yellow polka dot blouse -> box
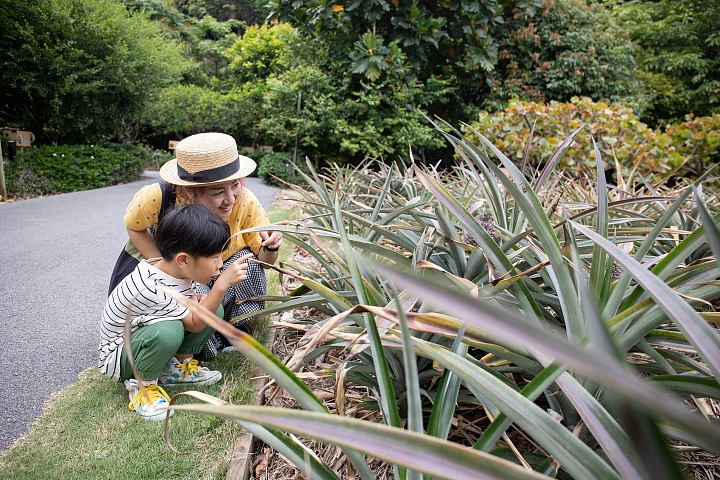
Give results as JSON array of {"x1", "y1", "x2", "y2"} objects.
[{"x1": 124, "y1": 183, "x2": 269, "y2": 261}]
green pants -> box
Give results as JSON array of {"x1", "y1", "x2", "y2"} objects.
[{"x1": 119, "y1": 320, "x2": 215, "y2": 381}]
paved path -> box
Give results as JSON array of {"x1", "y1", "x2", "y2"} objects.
[{"x1": 0, "y1": 173, "x2": 279, "y2": 452}]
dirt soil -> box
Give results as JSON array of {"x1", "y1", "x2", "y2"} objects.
[
  {"x1": 250, "y1": 306, "x2": 394, "y2": 480},
  {"x1": 248, "y1": 190, "x2": 395, "y2": 479}
]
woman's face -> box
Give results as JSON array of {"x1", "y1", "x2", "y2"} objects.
[{"x1": 193, "y1": 179, "x2": 243, "y2": 218}]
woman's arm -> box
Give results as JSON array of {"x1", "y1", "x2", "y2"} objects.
[
  {"x1": 255, "y1": 222, "x2": 286, "y2": 266},
  {"x1": 123, "y1": 182, "x2": 165, "y2": 260},
  {"x1": 127, "y1": 227, "x2": 162, "y2": 260},
  {"x1": 256, "y1": 246, "x2": 280, "y2": 266}
]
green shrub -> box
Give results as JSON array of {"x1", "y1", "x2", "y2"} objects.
[
  {"x1": 4, "y1": 143, "x2": 149, "y2": 198},
  {"x1": 487, "y1": 0, "x2": 646, "y2": 115},
  {"x1": 144, "y1": 85, "x2": 244, "y2": 138},
  {"x1": 465, "y1": 97, "x2": 661, "y2": 175},
  {"x1": 660, "y1": 113, "x2": 720, "y2": 177},
  {"x1": 613, "y1": 0, "x2": 720, "y2": 125},
  {"x1": 224, "y1": 23, "x2": 447, "y2": 165},
  {"x1": 237, "y1": 148, "x2": 261, "y2": 178},
  {"x1": 150, "y1": 148, "x2": 175, "y2": 171},
  {"x1": 464, "y1": 97, "x2": 719, "y2": 181},
  {"x1": 0, "y1": 0, "x2": 192, "y2": 144},
  {"x1": 255, "y1": 150, "x2": 295, "y2": 186}
]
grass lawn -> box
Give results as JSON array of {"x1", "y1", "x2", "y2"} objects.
[{"x1": 0, "y1": 205, "x2": 296, "y2": 479}]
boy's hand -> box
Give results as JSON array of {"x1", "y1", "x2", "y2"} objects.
[{"x1": 214, "y1": 253, "x2": 252, "y2": 291}]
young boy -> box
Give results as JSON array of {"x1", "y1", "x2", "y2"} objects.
[{"x1": 99, "y1": 204, "x2": 252, "y2": 421}]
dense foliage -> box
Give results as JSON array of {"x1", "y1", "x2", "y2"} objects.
[
  {"x1": 2, "y1": 0, "x2": 719, "y2": 181},
  {"x1": 252, "y1": 149, "x2": 297, "y2": 186},
  {"x1": 172, "y1": 0, "x2": 266, "y2": 24},
  {"x1": 4, "y1": 144, "x2": 151, "y2": 198},
  {"x1": 0, "y1": 0, "x2": 192, "y2": 144},
  {"x1": 144, "y1": 85, "x2": 242, "y2": 137},
  {"x1": 485, "y1": 0, "x2": 646, "y2": 114},
  {"x1": 463, "y1": 97, "x2": 720, "y2": 181},
  {"x1": 663, "y1": 113, "x2": 720, "y2": 177},
  {"x1": 269, "y1": 0, "x2": 544, "y2": 81},
  {"x1": 220, "y1": 23, "x2": 447, "y2": 163},
  {"x1": 613, "y1": 0, "x2": 720, "y2": 125},
  {"x1": 267, "y1": 0, "x2": 544, "y2": 123}
]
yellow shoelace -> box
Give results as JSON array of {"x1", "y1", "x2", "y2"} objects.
[
  {"x1": 128, "y1": 384, "x2": 171, "y2": 411},
  {"x1": 177, "y1": 359, "x2": 200, "y2": 379}
]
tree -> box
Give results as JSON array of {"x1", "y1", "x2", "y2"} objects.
[
  {"x1": 613, "y1": 0, "x2": 720, "y2": 125},
  {"x1": 0, "y1": 0, "x2": 193, "y2": 144},
  {"x1": 484, "y1": 0, "x2": 646, "y2": 115},
  {"x1": 143, "y1": 85, "x2": 242, "y2": 137},
  {"x1": 226, "y1": 22, "x2": 301, "y2": 84},
  {"x1": 190, "y1": 15, "x2": 242, "y2": 76},
  {"x1": 222, "y1": 22, "x2": 446, "y2": 163},
  {"x1": 143, "y1": 23, "x2": 308, "y2": 149},
  {"x1": 225, "y1": 23, "x2": 307, "y2": 147},
  {"x1": 174, "y1": 0, "x2": 267, "y2": 25},
  {"x1": 265, "y1": 0, "x2": 544, "y2": 123}
]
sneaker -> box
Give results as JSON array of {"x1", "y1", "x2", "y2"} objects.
[
  {"x1": 158, "y1": 357, "x2": 222, "y2": 387},
  {"x1": 124, "y1": 379, "x2": 173, "y2": 421}
]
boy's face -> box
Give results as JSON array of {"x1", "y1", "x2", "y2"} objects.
[{"x1": 186, "y1": 253, "x2": 224, "y2": 284}]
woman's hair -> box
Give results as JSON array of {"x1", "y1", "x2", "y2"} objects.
[
  {"x1": 155, "y1": 204, "x2": 230, "y2": 260},
  {"x1": 173, "y1": 178, "x2": 246, "y2": 204}
]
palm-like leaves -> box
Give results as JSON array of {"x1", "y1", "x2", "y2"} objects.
[{"x1": 158, "y1": 126, "x2": 719, "y2": 478}]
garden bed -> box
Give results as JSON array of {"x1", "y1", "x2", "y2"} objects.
[
  {"x1": 228, "y1": 178, "x2": 720, "y2": 480},
  {"x1": 239, "y1": 240, "x2": 720, "y2": 480}
]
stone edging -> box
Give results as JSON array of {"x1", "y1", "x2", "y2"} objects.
[
  {"x1": 225, "y1": 324, "x2": 277, "y2": 480},
  {"x1": 227, "y1": 190, "x2": 301, "y2": 479}
]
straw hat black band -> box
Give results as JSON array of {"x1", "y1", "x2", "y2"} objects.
[
  {"x1": 159, "y1": 132, "x2": 256, "y2": 186},
  {"x1": 177, "y1": 156, "x2": 240, "y2": 183}
]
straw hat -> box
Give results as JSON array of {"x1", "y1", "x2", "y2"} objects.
[{"x1": 159, "y1": 132, "x2": 256, "y2": 186}]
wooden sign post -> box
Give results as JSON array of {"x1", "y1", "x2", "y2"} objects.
[
  {"x1": 2, "y1": 128, "x2": 34, "y2": 151},
  {"x1": 0, "y1": 128, "x2": 35, "y2": 201},
  {"x1": 15, "y1": 130, "x2": 34, "y2": 147},
  {"x1": 0, "y1": 139, "x2": 6, "y2": 201}
]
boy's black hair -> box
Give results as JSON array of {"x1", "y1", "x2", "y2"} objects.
[{"x1": 154, "y1": 204, "x2": 230, "y2": 260}]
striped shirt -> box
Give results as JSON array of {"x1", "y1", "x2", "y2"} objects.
[{"x1": 98, "y1": 260, "x2": 195, "y2": 382}]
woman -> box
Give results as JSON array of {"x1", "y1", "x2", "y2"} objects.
[{"x1": 108, "y1": 132, "x2": 283, "y2": 355}]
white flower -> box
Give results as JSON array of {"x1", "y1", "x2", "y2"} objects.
[
  {"x1": 91, "y1": 156, "x2": 94, "y2": 159},
  {"x1": 61, "y1": 154, "x2": 64, "y2": 157},
  {"x1": 53, "y1": 153, "x2": 57, "y2": 156}
]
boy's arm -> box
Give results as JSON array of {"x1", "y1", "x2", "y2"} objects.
[
  {"x1": 179, "y1": 294, "x2": 208, "y2": 333},
  {"x1": 181, "y1": 254, "x2": 252, "y2": 332}
]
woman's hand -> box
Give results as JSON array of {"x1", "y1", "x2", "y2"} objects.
[
  {"x1": 260, "y1": 221, "x2": 287, "y2": 252},
  {"x1": 257, "y1": 221, "x2": 287, "y2": 266}
]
